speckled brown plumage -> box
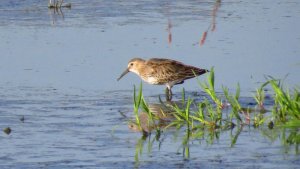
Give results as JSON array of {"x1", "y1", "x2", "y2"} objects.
[{"x1": 117, "y1": 58, "x2": 208, "y2": 100}]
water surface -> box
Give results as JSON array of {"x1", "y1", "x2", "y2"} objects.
[{"x1": 0, "y1": 0, "x2": 299, "y2": 168}]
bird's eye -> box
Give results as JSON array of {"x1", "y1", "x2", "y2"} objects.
[{"x1": 130, "y1": 63, "x2": 134, "y2": 66}]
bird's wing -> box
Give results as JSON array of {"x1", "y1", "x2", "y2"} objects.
[
  {"x1": 146, "y1": 59, "x2": 183, "y2": 80},
  {"x1": 148, "y1": 58, "x2": 207, "y2": 80},
  {"x1": 179, "y1": 65, "x2": 208, "y2": 79}
]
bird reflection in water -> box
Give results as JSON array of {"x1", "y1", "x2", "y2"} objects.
[{"x1": 48, "y1": 0, "x2": 71, "y2": 25}]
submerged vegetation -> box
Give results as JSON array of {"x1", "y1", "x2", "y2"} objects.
[{"x1": 129, "y1": 68, "x2": 300, "y2": 162}]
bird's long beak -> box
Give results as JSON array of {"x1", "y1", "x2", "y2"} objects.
[{"x1": 117, "y1": 68, "x2": 129, "y2": 81}]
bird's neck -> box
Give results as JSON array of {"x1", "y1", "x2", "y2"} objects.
[{"x1": 134, "y1": 63, "x2": 147, "y2": 76}]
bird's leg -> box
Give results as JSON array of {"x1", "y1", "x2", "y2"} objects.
[
  {"x1": 165, "y1": 87, "x2": 172, "y2": 101},
  {"x1": 59, "y1": 0, "x2": 64, "y2": 7},
  {"x1": 165, "y1": 88, "x2": 169, "y2": 100},
  {"x1": 169, "y1": 88, "x2": 172, "y2": 100}
]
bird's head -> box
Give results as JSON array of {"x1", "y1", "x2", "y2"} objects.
[{"x1": 117, "y1": 58, "x2": 145, "y2": 81}]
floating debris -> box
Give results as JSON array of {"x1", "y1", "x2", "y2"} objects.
[
  {"x1": 20, "y1": 115, "x2": 25, "y2": 123},
  {"x1": 3, "y1": 127, "x2": 12, "y2": 135}
]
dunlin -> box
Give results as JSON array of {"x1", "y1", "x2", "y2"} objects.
[{"x1": 117, "y1": 58, "x2": 208, "y2": 100}]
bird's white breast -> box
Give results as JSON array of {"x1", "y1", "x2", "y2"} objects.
[{"x1": 143, "y1": 76, "x2": 160, "y2": 85}]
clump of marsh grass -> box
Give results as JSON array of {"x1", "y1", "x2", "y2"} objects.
[
  {"x1": 129, "y1": 68, "x2": 300, "y2": 153},
  {"x1": 198, "y1": 67, "x2": 224, "y2": 110},
  {"x1": 268, "y1": 78, "x2": 300, "y2": 127},
  {"x1": 167, "y1": 96, "x2": 193, "y2": 129},
  {"x1": 129, "y1": 67, "x2": 300, "y2": 136},
  {"x1": 222, "y1": 84, "x2": 243, "y2": 124},
  {"x1": 254, "y1": 81, "x2": 269, "y2": 109},
  {"x1": 131, "y1": 82, "x2": 159, "y2": 135},
  {"x1": 128, "y1": 69, "x2": 300, "y2": 162}
]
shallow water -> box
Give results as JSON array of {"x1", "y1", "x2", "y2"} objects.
[{"x1": 0, "y1": 0, "x2": 299, "y2": 168}]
